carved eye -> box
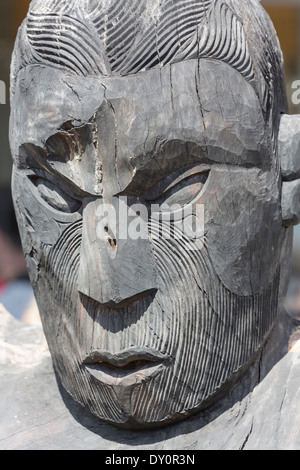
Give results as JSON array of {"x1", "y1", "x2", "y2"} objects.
[
  {"x1": 142, "y1": 170, "x2": 209, "y2": 209},
  {"x1": 30, "y1": 177, "x2": 82, "y2": 213}
]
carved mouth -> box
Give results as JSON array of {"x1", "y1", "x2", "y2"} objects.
[{"x1": 83, "y1": 348, "x2": 170, "y2": 386}]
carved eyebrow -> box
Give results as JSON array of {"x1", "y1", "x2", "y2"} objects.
[
  {"x1": 120, "y1": 139, "x2": 210, "y2": 196},
  {"x1": 17, "y1": 116, "x2": 103, "y2": 197},
  {"x1": 45, "y1": 121, "x2": 96, "y2": 162},
  {"x1": 18, "y1": 142, "x2": 54, "y2": 172},
  {"x1": 18, "y1": 118, "x2": 95, "y2": 168},
  {"x1": 141, "y1": 164, "x2": 210, "y2": 202},
  {"x1": 18, "y1": 142, "x2": 96, "y2": 198}
]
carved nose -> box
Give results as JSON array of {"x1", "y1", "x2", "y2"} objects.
[
  {"x1": 77, "y1": 198, "x2": 157, "y2": 305},
  {"x1": 99, "y1": 288, "x2": 157, "y2": 309}
]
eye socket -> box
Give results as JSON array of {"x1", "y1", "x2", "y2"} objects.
[
  {"x1": 142, "y1": 170, "x2": 209, "y2": 209},
  {"x1": 30, "y1": 176, "x2": 82, "y2": 213}
]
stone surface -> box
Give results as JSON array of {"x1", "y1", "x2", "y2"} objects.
[{"x1": 0, "y1": 304, "x2": 299, "y2": 451}]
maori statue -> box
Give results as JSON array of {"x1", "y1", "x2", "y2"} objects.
[{"x1": 8, "y1": 0, "x2": 300, "y2": 431}]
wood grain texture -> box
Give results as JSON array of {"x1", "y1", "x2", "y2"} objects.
[
  {"x1": 0, "y1": 306, "x2": 299, "y2": 450},
  {"x1": 8, "y1": 0, "x2": 298, "y2": 430},
  {"x1": 279, "y1": 115, "x2": 300, "y2": 181},
  {"x1": 22, "y1": 0, "x2": 254, "y2": 79}
]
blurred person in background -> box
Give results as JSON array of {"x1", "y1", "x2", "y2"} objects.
[{"x1": 0, "y1": 188, "x2": 40, "y2": 324}]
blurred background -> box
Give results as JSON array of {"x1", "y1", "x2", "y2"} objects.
[{"x1": 0, "y1": 0, "x2": 299, "y2": 325}]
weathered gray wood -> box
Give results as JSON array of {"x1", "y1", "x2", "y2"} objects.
[
  {"x1": 0, "y1": 305, "x2": 299, "y2": 450},
  {"x1": 279, "y1": 114, "x2": 300, "y2": 181},
  {"x1": 282, "y1": 180, "x2": 300, "y2": 226},
  {"x1": 7, "y1": 0, "x2": 300, "y2": 432}
]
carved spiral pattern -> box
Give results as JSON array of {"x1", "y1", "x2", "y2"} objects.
[
  {"x1": 23, "y1": 0, "x2": 254, "y2": 83},
  {"x1": 26, "y1": 10, "x2": 105, "y2": 75}
]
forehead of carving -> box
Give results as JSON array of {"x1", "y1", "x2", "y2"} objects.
[
  {"x1": 12, "y1": 59, "x2": 269, "y2": 197},
  {"x1": 98, "y1": 59, "x2": 270, "y2": 195},
  {"x1": 11, "y1": 0, "x2": 287, "y2": 144},
  {"x1": 10, "y1": 66, "x2": 105, "y2": 156}
]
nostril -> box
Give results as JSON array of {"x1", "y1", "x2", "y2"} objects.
[
  {"x1": 108, "y1": 238, "x2": 117, "y2": 249},
  {"x1": 103, "y1": 226, "x2": 117, "y2": 252}
]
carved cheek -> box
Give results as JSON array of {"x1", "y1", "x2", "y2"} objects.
[
  {"x1": 11, "y1": 168, "x2": 82, "y2": 282},
  {"x1": 203, "y1": 168, "x2": 284, "y2": 296}
]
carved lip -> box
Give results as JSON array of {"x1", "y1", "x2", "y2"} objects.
[{"x1": 83, "y1": 347, "x2": 170, "y2": 386}]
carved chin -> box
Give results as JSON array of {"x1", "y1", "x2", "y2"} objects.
[{"x1": 32, "y1": 219, "x2": 280, "y2": 428}]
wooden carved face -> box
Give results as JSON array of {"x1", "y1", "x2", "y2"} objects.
[{"x1": 9, "y1": 1, "x2": 300, "y2": 428}]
